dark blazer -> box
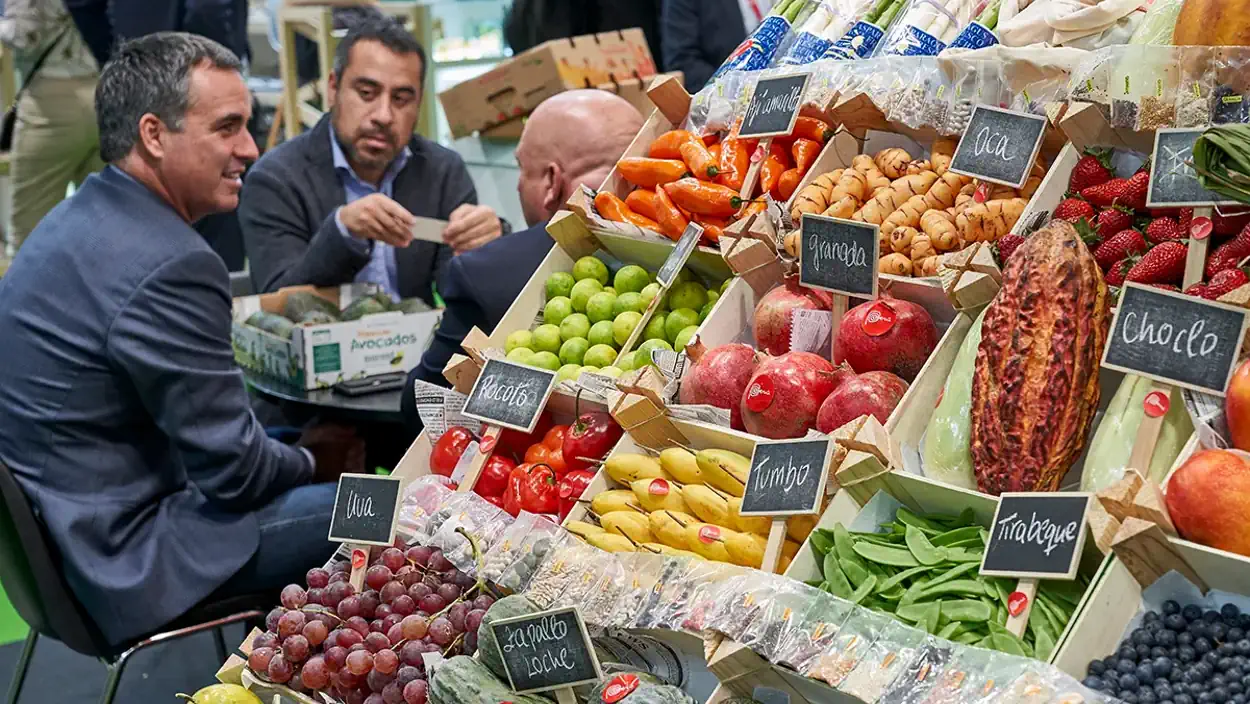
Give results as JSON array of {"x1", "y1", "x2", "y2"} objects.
[
  {"x1": 239, "y1": 116, "x2": 467, "y2": 305},
  {"x1": 662, "y1": 0, "x2": 747, "y2": 93},
  {"x1": 402, "y1": 223, "x2": 554, "y2": 430},
  {"x1": 0, "y1": 166, "x2": 311, "y2": 647}
]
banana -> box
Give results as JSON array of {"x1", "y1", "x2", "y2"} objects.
[
  {"x1": 659, "y1": 447, "x2": 702, "y2": 483},
  {"x1": 638, "y1": 542, "x2": 704, "y2": 560},
  {"x1": 787, "y1": 514, "x2": 819, "y2": 543},
  {"x1": 600, "y1": 511, "x2": 653, "y2": 543},
  {"x1": 604, "y1": 454, "x2": 669, "y2": 484},
  {"x1": 566, "y1": 521, "x2": 605, "y2": 539},
  {"x1": 630, "y1": 478, "x2": 690, "y2": 513},
  {"x1": 695, "y1": 448, "x2": 750, "y2": 496},
  {"x1": 725, "y1": 531, "x2": 767, "y2": 568},
  {"x1": 683, "y1": 522, "x2": 735, "y2": 562},
  {"x1": 728, "y1": 496, "x2": 771, "y2": 536},
  {"x1": 649, "y1": 510, "x2": 697, "y2": 550},
  {"x1": 683, "y1": 485, "x2": 732, "y2": 527},
  {"x1": 590, "y1": 489, "x2": 642, "y2": 516},
  {"x1": 585, "y1": 532, "x2": 637, "y2": 553}
]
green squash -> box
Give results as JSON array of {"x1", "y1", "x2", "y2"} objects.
[
  {"x1": 244, "y1": 311, "x2": 294, "y2": 340},
  {"x1": 281, "y1": 291, "x2": 339, "y2": 322},
  {"x1": 477, "y1": 595, "x2": 540, "y2": 680},
  {"x1": 428, "y1": 656, "x2": 551, "y2": 704}
]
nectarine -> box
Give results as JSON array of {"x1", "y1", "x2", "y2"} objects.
[
  {"x1": 1225, "y1": 358, "x2": 1250, "y2": 450},
  {"x1": 1166, "y1": 449, "x2": 1250, "y2": 558}
]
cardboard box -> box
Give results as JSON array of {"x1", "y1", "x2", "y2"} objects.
[
  {"x1": 231, "y1": 285, "x2": 441, "y2": 390},
  {"x1": 438, "y1": 28, "x2": 657, "y2": 139}
]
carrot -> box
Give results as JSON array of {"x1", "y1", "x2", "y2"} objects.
[
  {"x1": 625, "y1": 189, "x2": 659, "y2": 221},
  {"x1": 594, "y1": 191, "x2": 660, "y2": 231},
  {"x1": 663, "y1": 178, "x2": 741, "y2": 218},
  {"x1": 708, "y1": 142, "x2": 722, "y2": 164},
  {"x1": 792, "y1": 139, "x2": 821, "y2": 175},
  {"x1": 717, "y1": 136, "x2": 750, "y2": 191},
  {"x1": 617, "y1": 158, "x2": 688, "y2": 189},
  {"x1": 649, "y1": 130, "x2": 696, "y2": 160},
  {"x1": 679, "y1": 140, "x2": 720, "y2": 181},
  {"x1": 791, "y1": 116, "x2": 833, "y2": 144},
  {"x1": 653, "y1": 185, "x2": 689, "y2": 240},
  {"x1": 692, "y1": 214, "x2": 728, "y2": 242},
  {"x1": 778, "y1": 168, "x2": 802, "y2": 202}
]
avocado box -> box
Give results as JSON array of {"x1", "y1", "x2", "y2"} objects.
[{"x1": 231, "y1": 284, "x2": 442, "y2": 390}]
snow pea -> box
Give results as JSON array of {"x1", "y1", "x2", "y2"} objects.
[
  {"x1": 849, "y1": 575, "x2": 877, "y2": 605},
  {"x1": 809, "y1": 529, "x2": 835, "y2": 558},
  {"x1": 929, "y1": 525, "x2": 983, "y2": 547},
  {"x1": 921, "y1": 601, "x2": 941, "y2": 633},
  {"x1": 895, "y1": 601, "x2": 932, "y2": 624},
  {"x1": 942, "y1": 547, "x2": 984, "y2": 563},
  {"x1": 955, "y1": 631, "x2": 983, "y2": 645},
  {"x1": 924, "y1": 562, "x2": 978, "y2": 590},
  {"x1": 918, "y1": 579, "x2": 989, "y2": 600},
  {"x1": 896, "y1": 507, "x2": 945, "y2": 534},
  {"x1": 988, "y1": 628, "x2": 1027, "y2": 657},
  {"x1": 833, "y1": 524, "x2": 869, "y2": 572},
  {"x1": 852, "y1": 541, "x2": 920, "y2": 568},
  {"x1": 905, "y1": 525, "x2": 946, "y2": 566},
  {"x1": 841, "y1": 557, "x2": 872, "y2": 588},
  {"x1": 1034, "y1": 627, "x2": 1056, "y2": 661},
  {"x1": 822, "y1": 551, "x2": 853, "y2": 600},
  {"x1": 875, "y1": 565, "x2": 937, "y2": 593},
  {"x1": 940, "y1": 599, "x2": 992, "y2": 622}
]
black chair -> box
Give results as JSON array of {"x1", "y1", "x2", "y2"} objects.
[{"x1": 0, "y1": 461, "x2": 267, "y2": 704}]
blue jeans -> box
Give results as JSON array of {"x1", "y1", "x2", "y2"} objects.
[{"x1": 214, "y1": 482, "x2": 338, "y2": 598}]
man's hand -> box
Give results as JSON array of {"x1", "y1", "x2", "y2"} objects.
[
  {"x1": 444, "y1": 203, "x2": 502, "y2": 253},
  {"x1": 339, "y1": 193, "x2": 415, "y2": 248},
  {"x1": 299, "y1": 423, "x2": 366, "y2": 483}
]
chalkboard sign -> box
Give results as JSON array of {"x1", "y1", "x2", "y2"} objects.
[
  {"x1": 798, "y1": 213, "x2": 880, "y2": 298},
  {"x1": 949, "y1": 105, "x2": 1048, "y2": 189},
  {"x1": 489, "y1": 606, "x2": 602, "y2": 694},
  {"x1": 328, "y1": 473, "x2": 403, "y2": 546},
  {"x1": 1101, "y1": 283, "x2": 1250, "y2": 396},
  {"x1": 980, "y1": 492, "x2": 1091, "y2": 580},
  {"x1": 463, "y1": 358, "x2": 558, "y2": 432},
  {"x1": 740, "y1": 438, "x2": 832, "y2": 517},
  {"x1": 739, "y1": 72, "x2": 811, "y2": 139},
  {"x1": 1147, "y1": 128, "x2": 1241, "y2": 208},
  {"x1": 656, "y1": 222, "x2": 703, "y2": 287}
]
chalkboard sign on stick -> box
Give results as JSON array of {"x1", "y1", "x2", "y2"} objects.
[
  {"x1": 798, "y1": 213, "x2": 880, "y2": 298},
  {"x1": 739, "y1": 72, "x2": 811, "y2": 139},
  {"x1": 463, "y1": 358, "x2": 559, "y2": 433},
  {"x1": 656, "y1": 222, "x2": 704, "y2": 287},
  {"x1": 740, "y1": 438, "x2": 832, "y2": 517},
  {"x1": 1147, "y1": 128, "x2": 1241, "y2": 208},
  {"x1": 980, "y1": 492, "x2": 1092, "y2": 580},
  {"x1": 489, "y1": 607, "x2": 602, "y2": 695},
  {"x1": 1101, "y1": 283, "x2": 1249, "y2": 396},
  {"x1": 328, "y1": 473, "x2": 403, "y2": 547},
  {"x1": 949, "y1": 105, "x2": 1048, "y2": 189}
]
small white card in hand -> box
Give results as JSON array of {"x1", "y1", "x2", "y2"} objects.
[{"x1": 410, "y1": 216, "x2": 449, "y2": 244}]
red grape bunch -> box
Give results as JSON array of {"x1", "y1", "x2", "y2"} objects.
[{"x1": 246, "y1": 544, "x2": 494, "y2": 704}]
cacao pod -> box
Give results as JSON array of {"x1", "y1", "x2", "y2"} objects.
[{"x1": 970, "y1": 220, "x2": 1110, "y2": 495}]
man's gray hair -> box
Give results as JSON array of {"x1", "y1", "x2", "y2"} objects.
[{"x1": 95, "y1": 32, "x2": 242, "y2": 163}]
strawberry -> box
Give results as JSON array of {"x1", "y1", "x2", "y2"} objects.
[
  {"x1": 1213, "y1": 211, "x2": 1250, "y2": 236},
  {"x1": 1203, "y1": 268, "x2": 1250, "y2": 300},
  {"x1": 995, "y1": 233, "x2": 1025, "y2": 264},
  {"x1": 1053, "y1": 197, "x2": 1095, "y2": 223},
  {"x1": 1120, "y1": 171, "x2": 1150, "y2": 211},
  {"x1": 1126, "y1": 241, "x2": 1188, "y2": 285},
  {"x1": 1094, "y1": 229, "x2": 1147, "y2": 271},
  {"x1": 1144, "y1": 216, "x2": 1184, "y2": 244},
  {"x1": 1184, "y1": 282, "x2": 1209, "y2": 298},
  {"x1": 1151, "y1": 284, "x2": 1181, "y2": 292},
  {"x1": 1105, "y1": 259, "x2": 1132, "y2": 287},
  {"x1": 1081, "y1": 179, "x2": 1127, "y2": 208},
  {"x1": 1068, "y1": 148, "x2": 1113, "y2": 192},
  {"x1": 1205, "y1": 224, "x2": 1250, "y2": 278},
  {"x1": 1094, "y1": 206, "x2": 1134, "y2": 241},
  {"x1": 1178, "y1": 207, "x2": 1193, "y2": 234}
]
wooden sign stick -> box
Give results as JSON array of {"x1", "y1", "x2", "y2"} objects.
[
  {"x1": 554, "y1": 688, "x2": 576, "y2": 704},
  {"x1": 1185, "y1": 206, "x2": 1213, "y2": 288},
  {"x1": 761, "y1": 518, "x2": 787, "y2": 574},
  {"x1": 829, "y1": 293, "x2": 848, "y2": 362},
  {"x1": 1005, "y1": 578, "x2": 1038, "y2": 638},
  {"x1": 1127, "y1": 380, "x2": 1172, "y2": 475},
  {"x1": 740, "y1": 137, "x2": 772, "y2": 202}
]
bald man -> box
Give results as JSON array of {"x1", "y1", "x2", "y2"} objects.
[{"x1": 402, "y1": 91, "x2": 643, "y2": 410}]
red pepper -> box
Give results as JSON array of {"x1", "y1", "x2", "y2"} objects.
[
  {"x1": 498, "y1": 411, "x2": 553, "y2": 458},
  {"x1": 482, "y1": 493, "x2": 505, "y2": 510},
  {"x1": 502, "y1": 464, "x2": 529, "y2": 517},
  {"x1": 430, "y1": 426, "x2": 473, "y2": 477},
  {"x1": 518, "y1": 463, "x2": 560, "y2": 515},
  {"x1": 473, "y1": 453, "x2": 514, "y2": 498},
  {"x1": 557, "y1": 470, "x2": 595, "y2": 521},
  {"x1": 563, "y1": 412, "x2": 624, "y2": 472}
]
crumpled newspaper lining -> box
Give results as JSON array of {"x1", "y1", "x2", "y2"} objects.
[{"x1": 1183, "y1": 387, "x2": 1229, "y2": 451}]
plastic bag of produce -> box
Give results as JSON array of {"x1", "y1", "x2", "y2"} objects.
[
  {"x1": 645, "y1": 558, "x2": 736, "y2": 632},
  {"x1": 679, "y1": 563, "x2": 751, "y2": 633},
  {"x1": 1175, "y1": 46, "x2": 1216, "y2": 128},
  {"x1": 1080, "y1": 375, "x2": 1192, "y2": 491},
  {"x1": 1068, "y1": 47, "x2": 1114, "y2": 118},
  {"x1": 737, "y1": 580, "x2": 825, "y2": 662},
  {"x1": 775, "y1": 0, "x2": 871, "y2": 66},
  {"x1": 398, "y1": 475, "x2": 456, "y2": 543},
  {"x1": 523, "y1": 540, "x2": 600, "y2": 608},
  {"x1": 1126, "y1": 0, "x2": 1183, "y2": 45},
  {"x1": 579, "y1": 552, "x2": 629, "y2": 630},
  {"x1": 429, "y1": 493, "x2": 511, "y2": 575},
  {"x1": 886, "y1": 643, "x2": 993, "y2": 704},
  {"x1": 631, "y1": 557, "x2": 692, "y2": 630},
  {"x1": 881, "y1": 0, "x2": 965, "y2": 55},
  {"x1": 943, "y1": 59, "x2": 979, "y2": 135},
  {"x1": 876, "y1": 636, "x2": 956, "y2": 704},
  {"x1": 497, "y1": 528, "x2": 572, "y2": 596},
  {"x1": 709, "y1": 572, "x2": 793, "y2": 642},
  {"x1": 775, "y1": 591, "x2": 855, "y2": 674},
  {"x1": 1212, "y1": 50, "x2": 1250, "y2": 125},
  {"x1": 920, "y1": 308, "x2": 986, "y2": 490},
  {"x1": 480, "y1": 511, "x2": 542, "y2": 584},
  {"x1": 887, "y1": 58, "x2": 942, "y2": 128},
  {"x1": 552, "y1": 549, "x2": 622, "y2": 614},
  {"x1": 840, "y1": 619, "x2": 930, "y2": 702},
  {"x1": 960, "y1": 651, "x2": 1033, "y2": 704},
  {"x1": 809, "y1": 608, "x2": 895, "y2": 688},
  {"x1": 605, "y1": 553, "x2": 667, "y2": 629}
]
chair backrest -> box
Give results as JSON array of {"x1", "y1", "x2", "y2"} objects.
[{"x1": 0, "y1": 461, "x2": 113, "y2": 657}]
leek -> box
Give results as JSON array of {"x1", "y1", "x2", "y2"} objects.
[{"x1": 1194, "y1": 124, "x2": 1250, "y2": 205}]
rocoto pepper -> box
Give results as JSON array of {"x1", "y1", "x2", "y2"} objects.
[
  {"x1": 716, "y1": 135, "x2": 751, "y2": 192},
  {"x1": 791, "y1": 116, "x2": 833, "y2": 144},
  {"x1": 557, "y1": 469, "x2": 594, "y2": 521},
  {"x1": 625, "y1": 189, "x2": 659, "y2": 221},
  {"x1": 652, "y1": 185, "x2": 689, "y2": 240},
  {"x1": 791, "y1": 138, "x2": 821, "y2": 175},
  {"x1": 517, "y1": 463, "x2": 560, "y2": 515}
]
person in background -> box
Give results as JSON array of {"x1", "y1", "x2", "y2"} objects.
[
  {"x1": 239, "y1": 17, "x2": 504, "y2": 304},
  {"x1": 663, "y1": 0, "x2": 777, "y2": 93},
  {"x1": 504, "y1": 0, "x2": 661, "y2": 69},
  {"x1": 0, "y1": 33, "x2": 363, "y2": 648},
  {"x1": 401, "y1": 90, "x2": 643, "y2": 428},
  {"x1": 0, "y1": 0, "x2": 100, "y2": 252}
]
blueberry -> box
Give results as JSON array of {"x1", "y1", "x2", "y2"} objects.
[
  {"x1": 1140, "y1": 691, "x2": 1158, "y2": 704},
  {"x1": 1237, "y1": 695, "x2": 1248, "y2": 704},
  {"x1": 1174, "y1": 695, "x2": 1194, "y2": 704},
  {"x1": 1238, "y1": 640, "x2": 1250, "y2": 656},
  {"x1": 1185, "y1": 605, "x2": 1204, "y2": 622},
  {"x1": 1154, "y1": 647, "x2": 1172, "y2": 659},
  {"x1": 1223, "y1": 658, "x2": 1239, "y2": 672},
  {"x1": 1225, "y1": 605, "x2": 1241, "y2": 620},
  {"x1": 1139, "y1": 663, "x2": 1157, "y2": 684},
  {"x1": 1124, "y1": 646, "x2": 1143, "y2": 661},
  {"x1": 1198, "y1": 693, "x2": 1214, "y2": 704},
  {"x1": 1196, "y1": 639, "x2": 1214, "y2": 655},
  {"x1": 1156, "y1": 657, "x2": 1175, "y2": 677},
  {"x1": 1244, "y1": 673, "x2": 1250, "y2": 688},
  {"x1": 1223, "y1": 643, "x2": 1238, "y2": 656},
  {"x1": 1205, "y1": 652, "x2": 1222, "y2": 667},
  {"x1": 1183, "y1": 669, "x2": 1204, "y2": 685},
  {"x1": 1124, "y1": 658, "x2": 1143, "y2": 673},
  {"x1": 1233, "y1": 682, "x2": 1246, "y2": 695},
  {"x1": 1123, "y1": 693, "x2": 1140, "y2": 704},
  {"x1": 1123, "y1": 674, "x2": 1143, "y2": 690},
  {"x1": 1090, "y1": 660, "x2": 1107, "y2": 676},
  {"x1": 1157, "y1": 684, "x2": 1175, "y2": 699},
  {"x1": 1150, "y1": 620, "x2": 1169, "y2": 633},
  {"x1": 1160, "y1": 631, "x2": 1178, "y2": 647},
  {"x1": 1084, "y1": 676, "x2": 1106, "y2": 691},
  {"x1": 1173, "y1": 669, "x2": 1185, "y2": 682},
  {"x1": 1206, "y1": 611, "x2": 1223, "y2": 624},
  {"x1": 1172, "y1": 617, "x2": 1193, "y2": 633},
  {"x1": 1233, "y1": 666, "x2": 1246, "y2": 679},
  {"x1": 1165, "y1": 601, "x2": 1182, "y2": 616},
  {"x1": 1180, "y1": 633, "x2": 1196, "y2": 647},
  {"x1": 1137, "y1": 630, "x2": 1159, "y2": 647},
  {"x1": 1148, "y1": 611, "x2": 1163, "y2": 622},
  {"x1": 1107, "y1": 655, "x2": 1122, "y2": 670},
  {"x1": 1213, "y1": 675, "x2": 1227, "y2": 687},
  {"x1": 1142, "y1": 644, "x2": 1158, "y2": 658},
  {"x1": 1181, "y1": 646, "x2": 1198, "y2": 663},
  {"x1": 1197, "y1": 662, "x2": 1215, "y2": 678},
  {"x1": 1212, "y1": 623, "x2": 1229, "y2": 642},
  {"x1": 1213, "y1": 687, "x2": 1230, "y2": 701},
  {"x1": 1231, "y1": 628, "x2": 1246, "y2": 642},
  {"x1": 1241, "y1": 615, "x2": 1250, "y2": 630}
]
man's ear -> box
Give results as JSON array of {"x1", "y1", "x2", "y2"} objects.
[
  {"x1": 136, "y1": 113, "x2": 166, "y2": 160},
  {"x1": 327, "y1": 71, "x2": 340, "y2": 107},
  {"x1": 541, "y1": 162, "x2": 564, "y2": 217}
]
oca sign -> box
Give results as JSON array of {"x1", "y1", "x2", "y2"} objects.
[{"x1": 949, "y1": 105, "x2": 1048, "y2": 189}]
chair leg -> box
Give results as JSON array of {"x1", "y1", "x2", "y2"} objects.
[
  {"x1": 212, "y1": 627, "x2": 227, "y2": 664},
  {"x1": 97, "y1": 651, "x2": 129, "y2": 704},
  {"x1": 5, "y1": 630, "x2": 36, "y2": 704}
]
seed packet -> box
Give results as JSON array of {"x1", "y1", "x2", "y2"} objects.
[
  {"x1": 605, "y1": 553, "x2": 668, "y2": 629},
  {"x1": 900, "y1": 643, "x2": 995, "y2": 704},
  {"x1": 960, "y1": 652, "x2": 1036, "y2": 704},
  {"x1": 496, "y1": 527, "x2": 571, "y2": 595},
  {"x1": 888, "y1": 59, "x2": 938, "y2": 129},
  {"x1": 864, "y1": 57, "x2": 909, "y2": 119},
  {"x1": 776, "y1": 591, "x2": 856, "y2": 675},
  {"x1": 943, "y1": 60, "x2": 980, "y2": 135},
  {"x1": 1175, "y1": 46, "x2": 1216, "y2": 128},
  {"x1": 712, "y1": 572, "x2": 792, "y2": 642},
  {"x1": 1069, "y1": 48, "x2": 1113, "y2": 119},
  {"x1": 632, "y1": 557, "x2": 693, "y2": 630},
  {"x1": 430, "y1": 494, "x2": 511, "y2": 576},
  {"x1": 738, "y1": 581, "x2": 825, "y2": 663},
  {"x1": 648, "y1": 559, "x2": 737, "y2": 633},
  {"x1": 809, "y1": 608, "x2": 895, "y2": 688},
  {"x1": 680, "y1": 563, "x2": 751, "y2": 634},
  {"x1": 1110, "y1": 46, "x2": 1148, "y2": 129},
  {"x1": 523, "y1": 540, "x2": 599, "y2": 609},
  {"x1": 397, "y1": 475, "x2": 456, "y2": 543},
  {"x1": 841, "y1": 619, "x2": 930, "y2": 703},
  {"x1": 481, "y1": 511, "x2": 541, "y2": 584},
  {"x1": 554, "y1": 549, "x2": 621, "y2": 614},
  {"x1": 1136, "y1": 47, "x2": 1180, "y2": 131},
  {"x1": 1212, "y1": 47, "x2": 1250, "y2": 124},
  {"x1": 877, "y1": 636, "x2": 956, "y2": 704},
  {"x1": 579, "y1": 552, "x2": 629, "y2": 630}
]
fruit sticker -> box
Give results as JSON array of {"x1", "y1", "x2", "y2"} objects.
[
  {"x1": 351, "y1": 548, "x2": 368, "y2": 571},
  {"x1": 863, "y1": 301, "x2": 897, "y2": 337},
  {"x1": 744, "y1": 375, "x2": 775, "y2": 411},
  {"x1": 1008, "y1": 591, "x2": 1029, "y2": 616},
  {"x1": 1191, "y1": 216, "x2": 1213, "y2": 240},
  {"x1": 698, "y1": 525, "x2": 721, "y2": 544},
  {"x1": 1144, "y1": 390, "x2": 1170, "y2": 417},
  {"x1": 648, "y1": 479, "x2": 671, "y2": 496},
  {"x1": 480, "y1": 435, "x2": 497, "y2": 453},
  {"x1": 602, "y1": 674, "x2": 641, "y2": 703}
]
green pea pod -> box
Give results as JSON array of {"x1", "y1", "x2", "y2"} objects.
[
  {"x1": 809, "y1": 530, "x2": 835, "y2": 558},
  {"x1": 898, "y1": 578, "x2": 931, "y2": 608},
  {"x1": 1033, "y1": 595, "x2": 1064, "y2": 636},
  {"x1": 979, "y1": 528, "x2": 991, "y2": 544},
  {"x1": 876, "y1": 564, "x2": 937, "y2": 593},
  {"x1": 841, "y1": 557, "x2": 872, "y2": 588},
  {"x1": 894, "y1": 601, "x2": 929, "y2": 623},
  {"x1": 994, "y1": 604, "x2": 1007, "y2": 626},
  {"x1": 905, "y1": 525, "x2": 947, "y2": 565},
  {"x1": 956, "y1": 631, "x2": 984, "y2": 644},
  {"x1": 897, "y1": 507, "x2": 946, "y2": 534},
  {"x1": 805, "y1": 578, "x2": 823, "y2": 588},
  {"x1": 1038, "y1": 580, "x2": 1084, "y2": 610},
  {"x1": 940, "y1": 599, "x2": 993, "y2": 622},
  {"x1": 834, "y1": 524, "x2": 870, "y2": 571},
  {"x1": 852, "y1": 541, "x2": 920, "y2": 568},
  {"x1": 944, "y1": 537, "x2": 986, "y2": 549},
  {"x1": 991, "y1": 579, "x2": 1012, "y2": 606},
  {"x1": 942, "y1": 547, "x2": 984, "y2": 563},
  {"x1": 925, "y1": 562, "x2": 979, "y2": 590},
  {"x1": 938, "y1": 621, "x2": 968, "y2": 640},
  {"x1": 1034, "y1": 627, "x2": 1056, "y2": 661},
  {"x1": 852, "y1": 532, "x2": 903, "y2": 546},
  {"x1": 990, "y1": 632, "x2": 1027, "y2": 656},
  {"x1": 922, "y1": 601, "x2": 942, "y2": 634},
  {"x1": 954, "y1": 508, "x2": 976, "y2": 527},
  {"x1": 930, "y1": 526, "x2": 983, "y2": 547},
  {"x1": 919, "y1": 579, "x2": 988, "y2": 600},
  {"x1": 822, "y1": 551, "x2": 853, "y2": 599},
  {"x1": 849, "y1": 575, "x2": 877, "y2": 605}
]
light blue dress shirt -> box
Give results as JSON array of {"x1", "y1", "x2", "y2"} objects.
[{"x1": 330, "y1": 131, "x2": 411, "y2": 302}]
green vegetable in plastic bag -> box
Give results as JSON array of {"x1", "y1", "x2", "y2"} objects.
[
  {"x1": 920, "y1": 309, "x2": 987, "y2": 490},
  {"x1": 1081, "y1": 374, "x2": 1192, "y2": 492}
]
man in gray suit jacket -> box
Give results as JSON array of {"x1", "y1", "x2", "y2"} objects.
[
  {"x1": 0, "y1": 33, "x2": 362, "y2": 648},
  {"x1": 240, "y1": 18, "x2": 503, "y2": 303}
]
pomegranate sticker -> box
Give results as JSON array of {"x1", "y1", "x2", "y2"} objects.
[
  {"x1": 1008, "y1": 591, "x2": 1029, "y2": 616},
  {"x1": 698, "y1": 525, "x2": 721, "y2": 544},
  {"x1": 602, "y1": 674, "x2": 641, "y2": 703},
  {"x1": 862, "y1": 301, "x2": 897, "y2": 337},
  {"x1": 649, "y1": 479, "x2": 671, "y2": 496},
  {"x1": 744, "y1": 375, "x2": 775, "y2": 412},
  {"x1": 1144, "y1": 390, "x2": 1170, "y2": 418},
  {"x1": 480, "y1": 435, "x2": 497, "y2": 453},
  {"x1": 1191, "y1": 216, "x2": 1213, "y2": 240}
]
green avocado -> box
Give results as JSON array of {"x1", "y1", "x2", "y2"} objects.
[
  {"x1": 281, "y1": 291, "x2": 339, "y2": 322},
  {"x1": 339, "y1": 294, "x2": 390, "y2": 321},
  {"x1": 244, "y1": 311, "x2": 294, "y2": 340}
]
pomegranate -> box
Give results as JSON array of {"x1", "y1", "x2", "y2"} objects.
[
  {"x1": 834, "y1": 297, "x2": 938, "y2": 381},
  {"x1": 739, "y1": 352, "x2": 840, "y2": 439},
  {"x1": 816, "y1": 367, "x2": 909, "y2": 434},
  {"x1": 752, "y1": 276, "x2": 830, "y2": 355},
  {"x1": 679, "y1": 343, "x2": 760, "y2": 430}
]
